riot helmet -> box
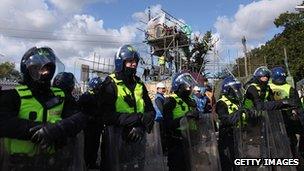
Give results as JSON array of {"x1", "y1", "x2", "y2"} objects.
[
  {"x1": 21, "y1": 47, "x2": 56, "y2": 84},
  {"x1": 114, "y1": 44, "x2": 140, "y2": 72},
  {"x1": 271, "y1": 67, "x2": 287, "y2": 85},
  {"x1": 253, "y1": 66, "x2": 271, "y2": 84},
  {"x1": 171, "y1": 72, "x2": 198, "y2": 98},
  {"x1": 88, "y1": 77, "x2": 103, "y2": 93},
  {"x1": 221, "y1": 76, "x2": 243, "y2": 103}
]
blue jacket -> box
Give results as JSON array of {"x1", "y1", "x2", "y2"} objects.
[
  {"x1": 154, "y1": 92, "x2": 165, "y2": 122},
  {"x1": 193, "y1": 94, "x2": 207, "y2": 112}
]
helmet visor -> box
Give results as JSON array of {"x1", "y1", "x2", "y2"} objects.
[
  {"x1": 25, "y1": 54, "x2": 55, "y2": 81},
  {"x1": 174, "y1": 73, "x2": 198, "y2": 90},
  {"x1": 227, "y1": 81, "x2": 243, "y2": 102},
  {"x1": 123, "y1": 51, "x2": 140, "y2": 62}
]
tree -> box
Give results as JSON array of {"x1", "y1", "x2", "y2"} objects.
[
  {"x1": 0, "y1": 62, "x2": 21, "y2": 80},
  {"x1": 184, "y1": 31, "x2": 214, "y2": 74},
  {"x1": 232, "y1": 2, "x2": 304, "y2": 81}
]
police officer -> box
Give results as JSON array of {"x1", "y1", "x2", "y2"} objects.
[
  {"x1": 0, "y1": 47, "x2": 86, "y2": 170},
  {"x1": 163, "y1": 73, "x2": 198, "y2": 171},
  {"x1": 216, "y1": 77, "x2": 245, "y2": 171},
  {"x1": 99, "y1": 44, "x2": 155, "y2": 170},
  {"x1": 79, "y1": 77, "x2": 103, "y2": 169},
  {"x1": 53, "y1": 71, "x2": 86, "y2": 171},
  {"x1": 244, "y1": 66, "x2": 296, "y2": 111},
  {"x1": 269, "y1": 66, "x2": 304, "y2": 157},
  {"x1": 53, "y1": 72, "x2": 79, "y2": 107}
]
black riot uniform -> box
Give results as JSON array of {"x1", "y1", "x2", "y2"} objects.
[
  {"x1": 79, "y1": 77, "x2": 103, "y2": 169},
  {"x1": 98, "y1": 45, "x2": 155, "y2": 171},
  {"x1": 163, "y1": 75, "x2": 198, "y2": 171},
  {"x1": 244, "y1": 67, "x2": 296, "y2": 111},
  {"x1": 0, "y1": 47, "x2": 86, "y2": 171}
]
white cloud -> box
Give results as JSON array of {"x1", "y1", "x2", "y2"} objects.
[
  {"x1": 132, "y1": 4, "x2": 163, "y2": 26},
  {"x1": 212, "y1": 0, "x2": 302, "y2": 68},
  {"x1": 0, "y1": 0, "x2": 57, "y2": 30},
  {"x1": 25, "y1": 9, "x2": 56, "y2": 28},
  {"x1": 215, "y1": 0, "x2": 302, "y2": 41},
  {"x1": 49, "y1": 0, "x2": 116, "y2": 12},
  {"x1": 0, "y1": 0, "x2": 146, "y2": 80}
]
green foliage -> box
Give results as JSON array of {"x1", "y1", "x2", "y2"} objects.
[
  {"x1": 0, "y1": 62, "x2": 21, "y2": 80},
  {"x1": 186, "y1": 30, "x2": 214, "y2": 74},
  {"x1": 232, "y1": 7, "x2": 304, "y2": 82}
]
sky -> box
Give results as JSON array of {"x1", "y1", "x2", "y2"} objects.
[{"x1": 0, "y1": 0, "x2": 302, "y2": 80}]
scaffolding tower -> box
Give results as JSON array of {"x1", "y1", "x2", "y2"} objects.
[{"x1": 144, "y1": 8, "x2": 192, "y2": 78}]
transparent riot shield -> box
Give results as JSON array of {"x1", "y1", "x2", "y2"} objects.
[
  {"x1": 103, "y1": 126, "x2": 150, "y2": 171},
  {"x1": 234, "y1": 110, "x2": 271, "y2": 171},
  {"x1": 0, "y1": 138, "x2": 9, "y2": 171},
  {"x1": 1, "y1": 137, "x2": 78, "y2": 170},
  {"x1": 144, "y1": 122, "x2": 168, "y2": 171},
  {"x1": 180, "y1": 113, "x2": 221, "y2": 171},
  {"x1": 51, "y1": 56, "x2": 65, "y2": 84},
  {"x1": 69, "y1": 131, "x2": 86, "y2": 171},
  {"x1": 265, "y1": 110, "x2": 296, "y2": 171}
]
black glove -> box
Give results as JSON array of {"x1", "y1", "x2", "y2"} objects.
[
  {"x1": 246, "y1": 110, "x2": 262, "y2": 125},
  {"x1": 229, "y1": 111, "x2": 241, "y2": 125},
  {"x1": 228, "y1": 109, "x2": 247, "y2": 125},
  {"x1": 30, "y1": 125, "x2": 53, "y2": 150},
  {"x1": 281, "y1": 99, "x2": 298, "y2": 108},
  {"x1": 185, "y1": 111, "x2": 200, "y2": 119},
  {"x1": 127, "y1": 127, "x2": 144, "y2": 143},
  {"x1": 29, "y1": 124, "x2": 62, "y2": 150},
  {"x1": 141, "y1": 112, "x2": 154, "y2": 133}
]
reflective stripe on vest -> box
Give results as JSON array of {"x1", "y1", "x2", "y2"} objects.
[
  {"x1": 171, "y1": 94, "x2": 190, "y2": 120},
  {"x1": 218, "y1": 96, "x2": 238, "y2": 114},
  {"x1": 109, "y1": 74, "x2": 144, "y2": 114},
  {"x1": 88, "y1": 90, "x2": 94, "y2": 95},
  {"x1": 218, "y1": 95, "x2": 247, "y2": 126},
  {"x1": 244, "y1": 83, "x2": 270, "y2": 109},
  {"x1": 269, "y1": 83, "x2": 291, "y2": 100},
  {"x1": 5, "y1": 85, "x2": 64, "y2": 156},
  {"x1": 171, "y1": 94, "x2": 197, "y2": 130}
]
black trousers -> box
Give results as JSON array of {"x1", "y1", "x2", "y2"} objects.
[
  {"x1": 84, "y1": 120, "x2": 102, "y2": 168},
  {"x1": 218, "y1": 127, "x2": 235, "y2": 171},
  {"x1": 167, "y1": 138, "x2": 191, "y2": 171}
]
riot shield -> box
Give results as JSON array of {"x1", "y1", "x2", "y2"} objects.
[
  {"x1": 180, "y1": 113, "x2": 221, "y2": 171},
  {"x1": 103, "y1": 126, "x2": 158, "y2": 171},
  {"x1": 1, "y1": 137, "x2": 79, "y2": 170},
  {"x1": 69, "y1": 131, "x2": 86, "y2": 171},
  {"x1": 265, "y1": 110, "x2": 296, "y2": 171},
  {"x1": 0, "y1": 138, "x2": 9, "y2": 171},
  {"x1": 234, "y1": 110, "x2": 271, "y2": 171},
  {"x1": 144, "y1": 122, "x2": 168, "y2": 171}
]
